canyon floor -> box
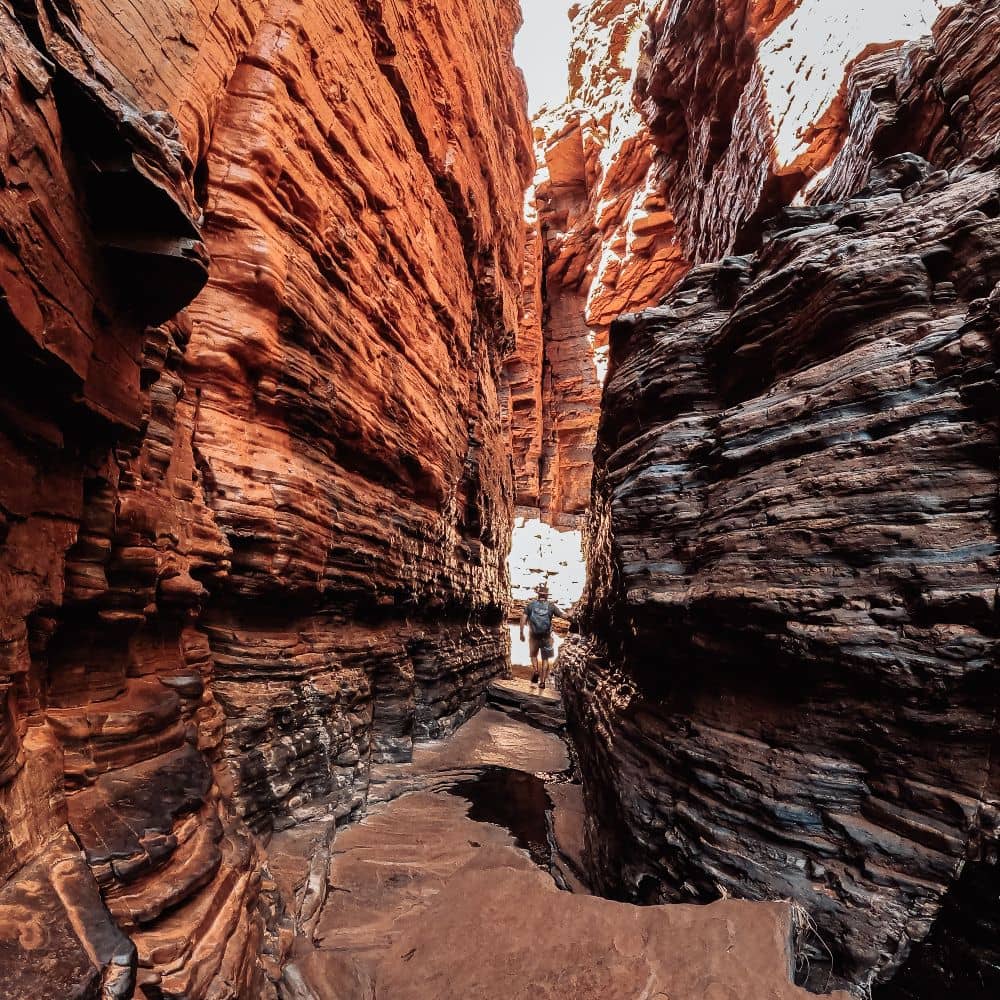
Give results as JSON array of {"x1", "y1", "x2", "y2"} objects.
[{"x1": 270, "y1": 678, "x2": 849, "y2": 1000}]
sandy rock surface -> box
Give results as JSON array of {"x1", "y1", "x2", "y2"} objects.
[{"x1": 279, "y1": 703, "x2": 848, "y2": 1000}]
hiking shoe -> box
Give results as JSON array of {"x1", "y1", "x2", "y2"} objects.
[{"x1": 531, "y1": 672, "x2": 540, "y2": 685}]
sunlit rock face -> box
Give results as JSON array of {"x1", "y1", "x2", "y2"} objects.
[
  {"x1": 185, "y1": 0, "x2": 531, "y2": 809},
  {"x1": 565, "y1": 1, "x2": 999, "y2": 995},
  {"x1": 0, "y1": 0, "x2": 530, "y2": 994},
  {"x1": 504, "y1": 0, "x2": 691, "y2": 534},
  {"x1": 636, "y1": 0, "x2": 961, "y2": 263}
]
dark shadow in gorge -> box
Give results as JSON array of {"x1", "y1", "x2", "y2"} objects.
[
  {"x1": 442, "y1": 727, "x2": 588, "y2": 895},
  {"x1": 874, "y1": 858, "x2": 1000, "y2": 1000},
  {"x1": 447, "y1": 766, "x2": 554, "y2": 869}
]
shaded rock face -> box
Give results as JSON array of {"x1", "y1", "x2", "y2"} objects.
[
  {"x1": 504, "y1": 0, "x2": 690, "y2": 528},
  {"x1": 0, "y1": 0, "x2": 531, "y2": 995},
  {"x1": 565, "y1": 0, "x2": 999, "y2": 994}
]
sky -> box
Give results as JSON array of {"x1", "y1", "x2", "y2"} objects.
[{"x1": 514, "y1": 0, "x2": 574, "y2": 115}]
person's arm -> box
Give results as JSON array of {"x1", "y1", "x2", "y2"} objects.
[
  {"x1": 551, "y1": 603, "x2": 569, "y2": 620},
  {"x1": 519, "y1": 608, "x2": 529, "y2": 641}
]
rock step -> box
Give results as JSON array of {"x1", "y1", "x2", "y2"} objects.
[
  {"x1": 375, "y1": 862, "x2": 851, "y2": 1000},
  {"x1": 487, "y1": 677, "x2": 567, "y2": 731}
]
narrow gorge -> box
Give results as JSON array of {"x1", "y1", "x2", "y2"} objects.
[{"x1": 0, "y1": 1, "x2": 996, "y2": 998}]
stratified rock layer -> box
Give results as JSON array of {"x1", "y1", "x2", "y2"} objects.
[
  {"x1": 186, "y1": 0, "x2": 530, "y2": 826},
  {"x1": 0, "y1": 0, "x2": 531, "y2": 995},
  {"x1": 566, "y1": 1, "x2": 999, "y2": 994},
  {"x1": 505, "y1": 0, "x2": 689, "y2": 528}
]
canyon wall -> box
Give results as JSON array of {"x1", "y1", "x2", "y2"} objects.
[
  {"x1": 504, "y1": 0, "x2": 689, "y2": 530},
  {"x1": 566, "y1": 0, "x2": 999, "y2": 995},
  {"x1": 0, "y1": 0, "x2": 531, "y2": 995}
]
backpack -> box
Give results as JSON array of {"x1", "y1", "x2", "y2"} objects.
[{"x1": 527, "y1": 600, "x2": 555, "y2": 637}]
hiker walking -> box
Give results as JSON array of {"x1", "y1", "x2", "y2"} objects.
[{"x1": 519, "y1": 583, "x2": 569, "y2": 690}]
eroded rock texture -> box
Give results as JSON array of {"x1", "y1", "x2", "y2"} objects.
[
  {"x1": 0, "y1": 0, "x2": 530, "y2": 995},
  {"x1": 186, "y1": 0, "x2": 531, "y2": 824},
  {"x1": 567, "y1": 0, "x2": 999, "y2": 995},
  {"x1": 504, "y1": 0, "x2": 689, "y2": 528},
  {"x1": 635, "y1": 0, "x2": 962, "y2": 263}
]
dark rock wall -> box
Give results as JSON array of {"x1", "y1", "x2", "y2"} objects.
[
  {"x1": 566, "y1": 0, "x2": 999, "y2": 994},
  {"x1": 0, "y1": 1, "x2": 531, "y2": 995}
]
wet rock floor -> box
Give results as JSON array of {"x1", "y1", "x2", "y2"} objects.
[{"x1": 272, "y1": 686, "x2": 848, "y2": 1000}]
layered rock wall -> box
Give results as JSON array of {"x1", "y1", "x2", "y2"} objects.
[
  {"x1": 0, "y1": 1, "x2": 530, "y2": 995},
  {"x1": 635, "y1": 0, "x2": 961, "y2": 262},
  {"x1": 504, "y1": 0, "x2": 689, "y2": 529},
  {"x1": 566, "y1": 0, "x2": 999, "y2": 995},
  {"x1": 505, "y1": 0, "x2": 972, "y2": 531}
]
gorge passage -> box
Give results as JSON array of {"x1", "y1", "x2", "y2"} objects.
[{"x1": 0, "y1": 1, "x2": 997, "y2": 998}]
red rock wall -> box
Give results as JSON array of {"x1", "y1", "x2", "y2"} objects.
[
  {"x1": 502, "y1": 191, "x2": 546, "y2": 510},
  {"x1": 504, "y1": 0, "x2": 689, "y2": 528},
  {"x1": 0, "y1": 0, "x2": 531, "y2": 995},
  {"x1": 565, "y1": 1, "x2": 1000, "y2": 995}
]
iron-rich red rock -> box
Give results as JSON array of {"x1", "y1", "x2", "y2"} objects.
[
  {"x1": 3, "y1": 0, "x2": 997, "y2": 995},
  {"x1": 0, "y1": 0, "x2": 530, "y2": 994},
  {"x1": 505, "y1": 0, "x2": 690, "y2": 528}
]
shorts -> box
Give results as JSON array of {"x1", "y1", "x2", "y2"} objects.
[{"x1": 528, "y1": 633, "x2": 555, "y2": 659}]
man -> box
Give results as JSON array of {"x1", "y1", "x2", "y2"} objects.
[{"x1": 519, "y1": 583, "x2": 569, "y2": 690}]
